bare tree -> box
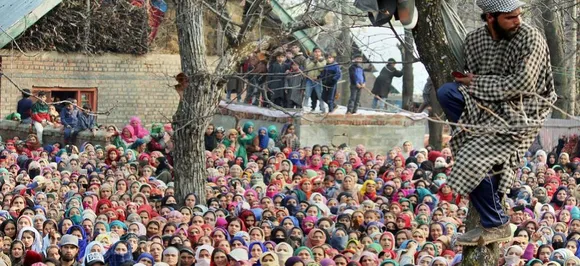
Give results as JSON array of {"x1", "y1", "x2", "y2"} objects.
[
  {"x1": 540, "y1": 0, "x2": 570, "y2": 118},
  {"x1": 173, "y1": 0, "x2": 268, "y2": 204}
]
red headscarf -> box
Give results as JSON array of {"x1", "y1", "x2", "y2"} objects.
[
  {"x1": 96, "y1": 199, "x2": 112, "y2": 215},
  {"x1": 437, "y1": 184, "x2": 454, "y2": 202}
]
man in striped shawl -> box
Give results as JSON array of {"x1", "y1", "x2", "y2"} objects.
[{"x1": 436, "y1": 0, "x2": 557, "y2": 246}]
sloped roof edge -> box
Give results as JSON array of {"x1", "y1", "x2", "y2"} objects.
[{"x1": 0, "y1": 0, "x2": 62, "y2": 49}]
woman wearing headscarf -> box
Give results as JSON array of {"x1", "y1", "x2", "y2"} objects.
[
  {"x1": 195, "y1": 245, "x2": 214, "y2": 266},
  {"x1": 359, "y1": 180, "x2": 378, "y2": 202},
  {"x1": 274, "y1": 242, "x2": 294, "y2": 265},
  {"x1": 128, "y1": 117, "x2": 149, "y2": 139},
  {"x1": 305, "y1": 228, "x2": 327, "y2": 248},
  {"x1": 503, "y1": 245, "x2": 524, "y2": 266},
  {"x1": 248, "y1": 241, "x2": 266, "y2": 266},
  {"x1": 155, "y1": 157, "x2": 172, "y2": 184},
  {"x1": 358, "y1": 251, "x2": 379, "y2": 266},
  {"x1": 16, "y1": 226, "x2": 42, "y2": 253},
  {"x1": 104, "y1": 241, "x2": 133, "y2": 266},
  {"x1": 550, "y1": 248, "x2": 575, "y2": 265},
  {"x1": 550, "y1": 187, "x2": 569, "y2": 211},
  {"x1": 259, "y1": 252, "x2": 280, "y2": 266}
]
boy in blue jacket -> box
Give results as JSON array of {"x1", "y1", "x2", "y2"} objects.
[
  {"x1": 347, "y1": 55, "x2": 366, "y2": 114},
  {"x1": 318, "y1": 52, "x2": 342, "y2": 112}
]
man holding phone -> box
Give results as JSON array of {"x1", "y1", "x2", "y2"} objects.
[{"x1": 435, "y1": 0, "x2": 557, "y2": 246}]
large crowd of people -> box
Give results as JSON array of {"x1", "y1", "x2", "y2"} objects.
[{"x1": 0, "y1": 102, "x2": 579, "y2": 266}]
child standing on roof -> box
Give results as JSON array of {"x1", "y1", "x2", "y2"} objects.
[{"x1": 347, "y1": 54, "x2": 366, "y2": 114}]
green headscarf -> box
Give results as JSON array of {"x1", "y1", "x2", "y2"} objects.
[
  {"x1": 242, "y1": 121, "x2": 255, "y2": 136},
  {"x1": 415, "y1": 214, "x2": 430, "y2": 225},
  {"x1": 399, "y1": 198, "x2": 414, "y2": 212},
  {"x1": 367, "y1": 243, "x2": 382, "y2": 253},
  {"x1": 380, "y1": 260, "x2": 399, "y2": 266},
  {"x1": 420, "y1": 242, "x2": 439, "y2": 256},
  {"x1": 151, "y1": 123, "x2": 163, "y2": 134},
  {"x1": 267, "y1": 125, "x2": 278, "y2": 140},
  {"x1": 5, "y1": 112, "x2": 21, "y2": 121},
  {"x1": 292, "y1": 190, "x2": 307, "y2": 202},
  {"x1": 294, "y1": 246, "x2": 312, "y2": 256}
]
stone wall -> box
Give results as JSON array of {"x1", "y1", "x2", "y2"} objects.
[
  {"x1": 0, "y1": 51, "x2": 182, "y2": 127},
  {"x1": 0, "y1": 120, "x2": 107, "y2": 147}
]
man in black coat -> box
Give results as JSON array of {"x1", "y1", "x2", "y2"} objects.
[{"x1": 371, "y1": 58, "x2": 403, "y2": 110}]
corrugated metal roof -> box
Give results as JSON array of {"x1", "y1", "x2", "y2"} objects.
[{"x1": 0, "y1": 0, "x2": 62, "y2": 49}]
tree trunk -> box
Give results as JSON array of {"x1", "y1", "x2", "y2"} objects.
[
  {"x1": 540, "y1": 0, "x2": 570, "y2": 118},
  {"x1": 565, "y1": 4, "x2": 576, "y2": 116},
  {"x1": 414, "y1": 0, "x2": 501, "y2": 264},
  {"x1": 402, "y1": 29, "x2": 415, "y2": 110},
  {"x1": 413, "y1": 0, "x2": 460, "y2": 150},
  {"x1": 173, "y1": 0, "x2": 220, "y2": 205},
  {"x1": 338, "y1": 0, "x2": 352, "y2": 106}
]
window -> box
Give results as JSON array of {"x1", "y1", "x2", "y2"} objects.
[{"x1": 31, "y1": 87, "x2": 97, "y2": 112}]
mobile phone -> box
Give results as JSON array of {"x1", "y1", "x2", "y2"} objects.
[
  {"x1": 446, "y1": 156, "x2": 451, "y2": 164},
  {"x1": 451, "y1": 71, "x2": 467, "y2": 78}
]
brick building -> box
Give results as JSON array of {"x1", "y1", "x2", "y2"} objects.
[{"x1": 0, "y1": 52, "x2": 182, "y2": 127}]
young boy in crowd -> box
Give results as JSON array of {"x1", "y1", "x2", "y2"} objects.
[
  {"x1": 31, "y1": 91, "x2": 53, "y2": 144},
  {"x1": 319, "y1": 52, "x2": 342, "y2": 112},
  {"x1": 347, "y1": 55, "x2": 366, "y2": 114},
  {"x1": 267, "y1": 52, "x2": 289, "y2": 107},
  {"x1": 285, "y1": 61, "x2": 304, "y2": 109}
]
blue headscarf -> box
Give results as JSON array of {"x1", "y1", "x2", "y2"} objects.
[
  {"x1": 137, "y1": 252, "x2": 155, "y2": 264},
  {"x1": 248, "y1": 241, "x2": 266, "y2": 266},
  {"x1": 330, "y1": 228, "x2": 348, "y2": 250},
  {"x1": 281, "y1": 196, "x2": 300, "y2": 216},
  {"x1": 66, "y1": 225, "x2": 88, "y2": 261},
  {"x1": 281, "y1": 216, "x2": 300, "y2": 228},
  {"x1": 230, "y1": 236, "x2": 248, "y2": 247},
  {"x1": 289, "y1": 152, "x2": 303, "y2": 167},
  {"x1": 104, "y1": 241, "x2": 133, "y2": 266},
  {"x1": 258, "y1": 127, "x2": 270, "y2": 149}
]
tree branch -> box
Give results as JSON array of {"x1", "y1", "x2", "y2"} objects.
[
  {"x1": 284, "y1": 17, "x2": 326, "y2": 32},
  {"x1": 201, "y1": 1, "x2": 243, "y2": 27},
  {"x1": 234, "y1": 0, "x2": 269, "y2": 47}
]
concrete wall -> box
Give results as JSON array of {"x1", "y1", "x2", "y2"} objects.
[
  {"x1": 0, "y1": 120, "x2": 107, "y2": 147},
  {"x1": 211, "y1": 107, "x2": 298, "y2": 135},
  {"x1": 210, "y1": 106, "x2": 426, "y2": 155},
  {"x1": 0, "y1": 51, "x2": 182, "y2": 127},
  {"x1": 299, "y1": 114, "x2": 426, "y2": 154}
]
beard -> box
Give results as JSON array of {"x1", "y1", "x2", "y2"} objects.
[
  {"x1": 492, "y1": 19, "x2": 519, "y2": 40},
  {"x1": 62, "y1": 253, "x2": 76, "y2": 262}
]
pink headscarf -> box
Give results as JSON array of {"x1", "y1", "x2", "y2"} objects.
[
  {"x1": 130, "y1": 117, "x2": 150, "y2": 138},
  {"x1": 121, "y1": 126, "x2": 136, "y2": 143},
  {"x1": 308, "y1": 155, "x2": 322, "y2": 171}
]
